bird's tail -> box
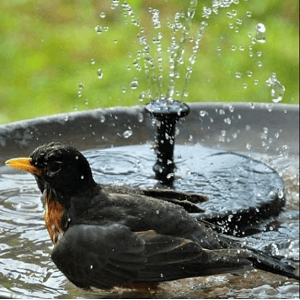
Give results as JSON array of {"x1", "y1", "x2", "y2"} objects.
[
  {"x1": 247, "y1": 248, "x2": 299, "y2": 280},
  {"x1": 218, "y1": 234, "x2": 299, "y2": 280}
]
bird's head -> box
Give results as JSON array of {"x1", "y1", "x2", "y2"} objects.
[{"x1": 6, "y1": 142, "x2": 97, "y2": 206}]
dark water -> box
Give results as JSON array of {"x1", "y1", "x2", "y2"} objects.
[
  {"x1": 88, "y1": 145, "x2": 284, "y2": 216},
  {"x1": 0, "y1": 145, "x2": 298, "y2": 298}
]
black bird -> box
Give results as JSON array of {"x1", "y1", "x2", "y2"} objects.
[{"x1": 5, "y1": 142, "x2": 298, "y2": 289}]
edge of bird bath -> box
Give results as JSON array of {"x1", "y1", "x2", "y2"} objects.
[{"x1": 0, "y1": 102, "x2": 298, "y2": 163}]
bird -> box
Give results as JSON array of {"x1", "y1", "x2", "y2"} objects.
[{"x1": 5, "y1": 142, "x2": 299, "y2": 290}]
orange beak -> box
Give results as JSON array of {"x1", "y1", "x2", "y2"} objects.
[{"x1": 5, "y1": 157, "x2": 42, "y2": 175}]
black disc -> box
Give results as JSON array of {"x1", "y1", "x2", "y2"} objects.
[{"x1": 86, "y1": 144, "x2": 285, "y2": 236}]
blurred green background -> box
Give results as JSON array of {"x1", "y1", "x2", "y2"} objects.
[{"x1": 0, "y1": 0, "x2": 298, "y2": 124}]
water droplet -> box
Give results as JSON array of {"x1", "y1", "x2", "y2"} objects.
[
  {"x1": 133, "y1": 60, "x2": 142, "y2": 71},
  {"x1": 97, "y1": 69, "x2": 103, "y2": 79},
  {"x1": 111, "y1": 0, "x2": 120, "y2": 9},
  {"x1": 236, "y1": 18, "x2": 243, "y2": 25},
  {"x1": 130, "y1": 78, "x2": 139, "y2": 89},
  {"x1": 166, "y1": 173, "x2": 174, "y2": 179},
  {"x1": 255, "y1": 23, "x2": 266, "y2": 43},
  {"x1": 138, "y1": 113, "x2": 144, "y2": 123},
  {"x1": 132, "y1": 19, "x2": 139, "y2": 26},
  {"x1": 235, "y1": 72, "x2": 242, "y2": 79},
  {"x1": 90, "y1": 59, "x2": 96, "y2": 65},
  {"x1": 100, "y1": 115, "x2": 105, "y2": 123},
  {"x1": 202, "y1": 6, "x2": 212, "y2": 18},
  {"x1": 246, "y1": 11, "x2": 252, "y2": 18},
  {"x1": 246, "y1": 71, "x2": 252, "y2": 77},
  {"x1": 138, "y1": 92, "x2": 145, "y2": 101},
  {"x1": 278, "y1": 189, "x2": 284, "y2": 199},
  {"x1": 78, "y1": 83, "x2": 85, "y2": 89},
  {"x1": 122, "y1": 130, "x2": 133, "y2": 138},
  {"x1": 246, "y1": 143, "x2": 251, "y2": 150},
  {"x1": 100, "y1": 12, "x2": 106, "y2": 18},
  {"x1": 187, "y1": 1, "x2": 197, "y2": 18},
  {"x1": 183, "y1": 91, "x2": 188, "y2": 98},
  {"x1": 95, "y1": 25, "x2": 103, "y2": 34},
  {"x1": 199, "y1": 110, "x2": 207, "y2": 117},
  {"x1": 151, "y1": 9, "x2": 161, "y2": 29},
  {"x1": 265, "y1": 73, "x2": 285, "y2": 103},
  {"x1": 167, "y1": 159, "x2": 173, "y2": 165},
  {"x1": 188, "y1": 53, "x2": 197, "y2": 65},
  {"x1": 224, "y1": 117, "x2": 231, "y2": 124}
]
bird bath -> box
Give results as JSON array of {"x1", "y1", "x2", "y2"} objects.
[
  {"x1": 0, "y1": 0, "x2": 299, "y2": 297},
  {"x1": 0, "y1": 102, "x2": 299, "y2": 298}
]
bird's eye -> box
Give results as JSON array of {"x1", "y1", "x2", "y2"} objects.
[{"x1": 47, "y1": 161, "x2": 63, "y2": 174}]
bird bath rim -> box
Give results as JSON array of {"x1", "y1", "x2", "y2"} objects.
[{"x1": 0, "y1": 102, "x2": 298, "y2": 164}]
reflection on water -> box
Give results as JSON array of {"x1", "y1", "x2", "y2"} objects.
[{"x1": 0, "y1": 145, "x2": 298, "y2": 298}]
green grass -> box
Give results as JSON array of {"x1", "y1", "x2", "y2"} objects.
[{"x1": 0, "y1": 0, "x2": 298, "y2": 124}]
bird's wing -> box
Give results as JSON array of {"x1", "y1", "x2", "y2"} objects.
[
  {"x1": 100, "y1": 184, "x2": 206, "y2": 213},
  {"x1": 141, "y1": 188, "x2": 209, "y2": 204},
  {"x1": 51, "y1": 224, "x2": 252, "y2": 289},
  {"x1": 51, "y1": 223, "x2": 145, "y2": 289}
]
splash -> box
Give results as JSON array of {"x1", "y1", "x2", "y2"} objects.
[{"x1": 266, "y1": 73, "x2": 285, "y2": 103}]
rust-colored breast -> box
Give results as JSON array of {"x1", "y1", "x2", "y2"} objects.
[{"x1": 45, "y1": 196, "x2": 65, "y2": 244}]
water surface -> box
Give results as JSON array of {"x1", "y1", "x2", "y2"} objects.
[{"x1": 0, "y1": 145, "x2": 298, "y2": 298}]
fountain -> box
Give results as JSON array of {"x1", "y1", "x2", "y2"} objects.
[
  {"x1": 0, "y1": 0, "x2": 298, "y2": 298},
  {"x1": 145, "y1": 99, "x2": 190, "y2": 186}
]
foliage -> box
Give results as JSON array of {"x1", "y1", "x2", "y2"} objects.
[{"x1": 0, "y1": 0, "x2": 298, "y2": 124}]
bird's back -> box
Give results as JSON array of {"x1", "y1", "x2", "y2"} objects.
[{"x1": 68, "y1": 186, "x2": 223, "y2": 250}]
